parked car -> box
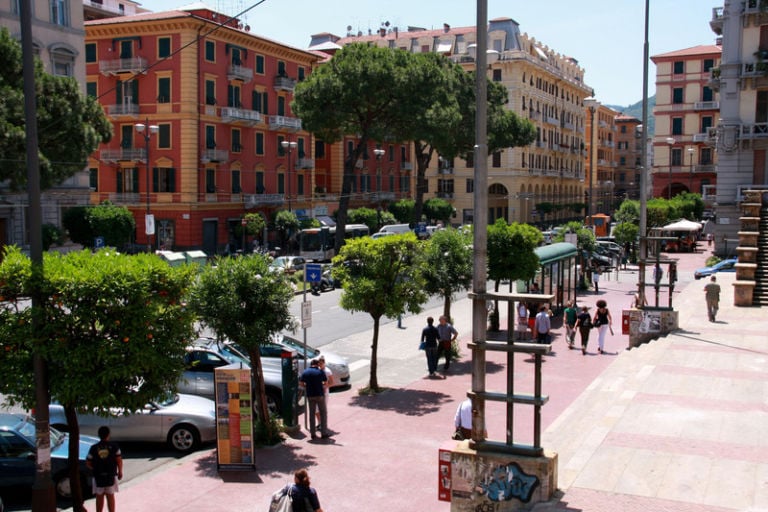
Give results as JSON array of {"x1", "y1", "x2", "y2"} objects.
[
  {"x1": 268, "y1": 256, "x2": 306, "y2": 274},
  {"x1": 0, "y1": 413, "x2": 98, "y2": 499},
  {"x1": 596, "y1": 240, "x2": 623, "y2": 257},
  {"x1": 694, "y1": 258, "x2": 737, "y2": 280},
  {"x1": 49, "y1": 393, "x2": 217, "y2": 453}
]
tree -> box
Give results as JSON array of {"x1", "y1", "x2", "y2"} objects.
[
  {"x1": 62, "y1": 202, "x2": 136, "y2": 249},
  {"x1": 613, "y1": 222, "x2": 639, "y2": 262},
  {"x1": 389, "y1": 199, "x2": 415, "y2": 225},
  {"x1": 348, "y1": 207, "x2": 380, "y2": 233},
  {"x1": 615, "y1": 199, "x2": 640, "y2": 225},
  {"x1": 244, "y1": 212, "x2": 267, "y2": 243},
  {"x1": 188, "y1": 254, "x2": 295, "y2": 442},
  {"x1": 423, "y1": 198, "x2": 455, "y2": 225},
  {"x1": 0, "y1": 28, "x2": 112, "y2": 190},
  {"x1": 0, "y1": 247, "x2": 196, "y2": 511},
  {"x1": 487, "y1": 219, "x2": 541, "y2": 294},
  {"x1": 273, "y1": 210, "x2": 300, "y2": 253},
  {"x1": 422, "y1": 228, "x2": 473, "y2": 319},
  {"x1": 331, "y1": 235, "x2": 428, "y2": 391}
]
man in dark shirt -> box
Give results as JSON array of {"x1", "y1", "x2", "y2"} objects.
[
  {"x1": 420, "y1": 316, "x2": 440, "y2": 376},
  {"x1": 300, "y1": 359, "x2": 329, "y2": 439}
]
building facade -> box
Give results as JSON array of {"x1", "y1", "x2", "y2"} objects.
[
  {"x1": 614, "y1": 114, "x2": 643, "y2": 201},
  {"x1": 86, "y1": 5, "x2": 326, "y2": 254},
  {"x1": 335, "y1": 18, "x2": 594, "y2": 228},
  {"x1": 0, "y1": 0, "x2": 89, "y2": 250},
  {"x1": 651, "y1": 45, "x2": 721, "y2": 200},
  {"x1": 709, "y1": 0, "x2": 768, "y2": 253}
]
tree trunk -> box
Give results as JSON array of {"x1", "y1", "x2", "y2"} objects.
[
  {"x1": 369, "y1": 316, "x2": 380, "y2": 391},
  {"x1": 249, "y1": 349, "x2": 275, "y2": 441},
  {"x1": 412, "y1": 143, "x2": 433, "y2": 226},
  {"x1": 64, "y1": 404, "x2": 86, "y2": 512},
  {"x1": 443, "y1": 293, "x2": 452, "y2": 321},
  {"x1": 335, "y1": 141, "x2": 367, "y2": 252}
]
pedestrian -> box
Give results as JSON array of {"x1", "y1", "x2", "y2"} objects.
[
  {"x1": 453, "y1": 398, "x2": 473, "y2": 440},
  {"x1": 592, "y1": 267, "x2": 601, "y2": 294},
  {"x1": 574, "y1": 306, "x2": 592, "y2": 355},
  {"x1": 563, "y1": 300, "x2": 578, "y2": 348},
  {"x1": 299, "y1": 359, "x2": 330, "y2": 439},
  {"x1": 633, "y1": 289, "x2": 648, "y2": 309},
  {"x1": 420, "y1": 316, "x2": 440, "y2": 376},
  {"x1": 316, "y1": 356, "x2": 334, "y2": 425},
  {"x1": 533, "y1": 304, "x2": 551, "y2": 344},
  {"x1": 707, "y1": 233, "x2": 713, "y2": 247},
  {"x1": 86, "y1": 426, "x2": 123, "y2": 512},
  {"x1": 704, "y1": 275, "x2": 721, "y2": 322},
  {"x1": 516, "y1": 301, "x2": 529, "y2": 340},
  {"x1": 593, "y1": 299, "x2": 613, "y2": 354},
  {"x1": 289, "y1": 468, "x2": 324, "y2": 512},
  {"x1": 436, "y1": 315, "x2": 458, "y2": 371}
]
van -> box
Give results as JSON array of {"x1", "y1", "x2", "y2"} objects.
[{"x1": 377, "y1": 224, "x2": 412, "y2": 235}]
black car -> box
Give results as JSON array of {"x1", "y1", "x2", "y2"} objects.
[{"x1": 0, "y1": 413, "x2": 98, "y2": 499}]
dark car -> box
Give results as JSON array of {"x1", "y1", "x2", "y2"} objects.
[{"x1": 0, "y1": 413, "x2": 98, "y2": 499}]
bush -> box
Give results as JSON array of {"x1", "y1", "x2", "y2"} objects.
[{"x1": 705, "y1": 256, "x2": 721, "y2": 267}]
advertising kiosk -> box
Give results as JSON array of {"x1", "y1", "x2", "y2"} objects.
[{"x1": 214, "y1": 363, "x2": 255, "y2": 470}]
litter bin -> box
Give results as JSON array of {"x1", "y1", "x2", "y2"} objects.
[{"x1": 281, "y1": 349, "x2": 299, "y2": 428}]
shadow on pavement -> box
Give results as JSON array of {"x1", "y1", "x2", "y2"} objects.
[{"x1": 348, "y1": 388, "x2": 452, "y2": 416}]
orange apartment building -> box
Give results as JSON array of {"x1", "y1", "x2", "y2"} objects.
[
  {"x1": 85, "y1": 5, "x2": 325, "y2": 254},
  {"x1": 613, "y1": 114, "x2": 643, "y2": 201},
  {"x1": 584, "y1": 100, "x2": 619, "y2": 217},
  {"x1": 651, "y1": 45, "x2": 721, "y2": 199}
]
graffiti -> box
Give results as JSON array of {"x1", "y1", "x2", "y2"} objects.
[
  {"x1": 478, "y1": 462, "x2": 539, "y2": 503},
  {"x1": 473, "y1": 501, "x2": 499, "y2": 512}
]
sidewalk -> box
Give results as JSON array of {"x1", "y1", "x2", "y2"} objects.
[{"x1": 73, "y1": 250, "x2": 767, "y2": 512}]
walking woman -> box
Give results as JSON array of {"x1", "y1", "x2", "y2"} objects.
[
  {"x1": 290, "y1": 468, "x2": 324, "y2": 512},
  {"x1": 574, "y1": 306, "x2": 592, "y2": 355},
  {"x1": 593, "y1": 299, "x2": 613, "y2": 354}
]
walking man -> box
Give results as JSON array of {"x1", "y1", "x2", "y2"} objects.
[
  {"x1": 420, "y1": 316, "x2": 440, "y2": 376},
  {"x1": 704, "y1": 275, "x2": 721, "y2": 322},
  {"x1": 300, "y1": 359, "x2": 330, "y2": 439},
  {"x1": 86, "y1": 426, "x2": 123, "y2": 512},
  {"x1": 436, "y1": 315, "x2": 458, "y2": 371},
  {"x1": 534, "y1": 305, "x2": 551, "y2": 344}
]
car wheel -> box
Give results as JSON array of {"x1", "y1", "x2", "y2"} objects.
[
  {"x1": 54, "y1": 471, "x2": 91, "y2": 500},
  {"x1": 167, "y1": 424, "x2": 200, "y2": 453}
]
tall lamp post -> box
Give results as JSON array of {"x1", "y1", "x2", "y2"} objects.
[
  {"x1": 374, "y1": 147, "x2": 385, "y2": 229},
  {"x1": 135, "y1": 119, "x2": 159, "y2": 252},
  {"x1": 281, "y1": 139, "x2": 298, "y2": 211},
  {"x1": 687, "y1": 146, "x2": 695, "y2": 192},
  {"x1": 584, "y1": 97, "x2": 599, "y2": 220},
  {"x1": 665, "y1": 136, "x2": 675, "y2": 199}
]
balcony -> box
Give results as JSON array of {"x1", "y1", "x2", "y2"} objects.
[
  {"x1": 221, "y1": 107, "x2": 262, "y2": 125},
  {"x1": 437, "y1": 192, "x2": 454, "y2": 199},
  {"x1": 692, "y1": 132, "x2": 710, "y2": 142},
  {"x1": 99, "y1": 57, "x2": 147, "y2": 75},
  {"x1": 201, "y1": 149, "x2": 229, "y2": 163},
  {"x1": 529, "y1": 111, "x2": 541, "y2": 121},
  {"x1": 101, "y1": 147, "x2": 145, "y2": 163},
  {"x1": 741, "y1": 123, "x2": 768, "y2": 139},
  {"x1": 107, "y1": 192, "x2": 141, "y2": 204},
  {"x1": 710, "y1": 7, "x2": 723, "y2": 35},
  {"x1": 370, "y1": 192, "x2": 396, "y2": 202},
  {"x1": 438, "y1": 167, "x2": 454, "y2": 175},
  {"x1": 694, "y1": 100, "x2": 719, "y2": 110},
  {"x1": 106, "y1": 103, "x2": 139, "y2": 117},
  {"x1": 708, "y1": 68, "x2": 721, "y2": 91},
  {"x1": 273, "y1": 75, "x2": 297, "y2": 92},
  {"x1": 268, "y1": 115, "x2": 302, "y2": 131},
  {"x1": 401, "y1": 162, "x2": 413, "y2": 171},
  {"x1": 227, "y1": 64, "x2": 253, "y2": 83},
  {"x1": 297, "y1": 158, "x2": 314, "y2": 169},
  {"x1": 742, "y1": 61, "x2": 768, "y2": 78},
  {"x1": 244, "y1": 194, "x2": 285, "y2": 207},
  {"x1": 544, "y1": 115, "x2": 559, "y2": 126},
  {"x1": 561, "y1": 121, "x2": 575, "y2": 131}
]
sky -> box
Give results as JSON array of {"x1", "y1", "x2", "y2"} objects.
[{"x1": 136, "y1": 0, "x2": 718, "y2": 107}]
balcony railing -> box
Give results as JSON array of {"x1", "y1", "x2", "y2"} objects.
[
  {"x1": 268, "y1": 115, "x2": 302, "y2": 131},
  {"x1": 244, "y1": 194, "x2": 285, "y2": 207},
  {"x1": 201, "y1": 149, "x2": 229, "y2": 163},
  {"x1": 107, "y1": 192, "x2": 141, "y2": 204},
  {"x1": 740, "y1": 123, "x2": 768, "y2": 139},
  {"x1": 297, "y1": 157, "x2": 315, "y2": 169},
  {"x1": 273, "y1": 75, "x2": 297, "y2": 92},
  {"x1": 710, "y1": 7, "x2": 724, "y2": 35},
  {"x1": 561, "y1": 121, "x2": 575, "y2": 131},
  {"x1": 694, "y1": 101, "x2": 719, "y2": 110},
  {"x1": 742, "y1": 61, "x2": 768, "y2": 78},
  {"x1": 101, "y1": 148, "x2": 145, "y2": 162},
  {"x1": 437, "y1": 192, "x2": 454, "y2": 199},
  {"x1": 692, "y1": 132, "x2": 710, "y2": 142},
  {"x1": 99, "y1": 57, "x2": 147, "y2": 75},
  {"x1": 107, "y1": 103, "x2": 139, "y2": 117},
  {"x1": 221, "y1": 107, "x2": 262, "y2": 125},
  {"x1": 438, "y1": 167, "x2": 454, "y2": 175},
  {"x1": 227, "y1": 64, "x2": 253, "y2": 83},
  {"x1": 401, "y1": 162, "x2": 413, "y2": 171}
]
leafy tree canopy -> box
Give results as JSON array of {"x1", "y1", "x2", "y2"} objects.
[
  {"x1": 0, "y1": 28, "x2": 112, "y2": 190},
  {"x1": 62, "y1": 202, "x2": 136, "y2": 249},
  {"x1": 389, "y1": 199, "x2": 415, "y2": 225},
  {"x1": 487, "y1": 219, "x2": 541, "y2": 285},
  {"x1": 423, "y1": 198, "x2": 455, "y2": 225},
  {"x1": 555, "y1": 220, "x2": 596, "y2": 253},
  {"x1": 422, "y1": 228, "x2": 473, "y2": 319}
]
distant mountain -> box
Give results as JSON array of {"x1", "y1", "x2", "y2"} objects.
[{"x1": 605, "y1": 95, "x2": 656, "y2": 137}]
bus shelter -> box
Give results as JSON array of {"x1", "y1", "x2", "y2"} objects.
[{"x1": 526, "y1": 242, "x2": 579, "y2": 313}]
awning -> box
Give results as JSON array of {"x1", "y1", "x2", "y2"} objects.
[
  {"x1": 535, "y1": 242, "x2": 578, "y2": 266},
  {"x1": 436, "y1": 42, "x2": 452, "y2": 53},
  {"x1": 316, "y1": 215, "x2": 336, "y2": 227},
  {"x1": 660, "y1": 219, "x2": 702, "y2": 232}
]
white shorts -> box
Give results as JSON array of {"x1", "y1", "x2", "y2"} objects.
[{"x1": 93, "y1": 476, "x2": 119, "y2": 495}]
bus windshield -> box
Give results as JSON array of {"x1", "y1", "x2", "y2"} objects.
[{"x1": 299, "y1": 224, "x2": 370, "y2": 261}]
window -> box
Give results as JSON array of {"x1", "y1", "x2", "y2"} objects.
[
  {"x1": 85, "y1": 43, "x2": 97, "y2": 63},
  {"x1": 157, "y1": 220, "x2": 174, "y2": 249},
  {"x1": 672, "y1": 117, "x2": 683, "y2": 135},
  {"x1": 701, "y1": 147, "x2": 712, "y2": 165},
  {"x1": 466, "y1": 152, "x2": 474, "y2": 168},
  {"x1": 466, "y1": 178, "x2": 474, "y2": 193},
  {"x1": 702, "y1": 86, "x2": 713, "y2": 102},
  {"x1": 89, "y1": 167, "x2": 98, "y2": 190},
  {"x1": 227, "y1": 84, "x2": 241, "y2": 108},
  {"x1": 158, "y1": 37, "x2": 171, "y2": 58},
  {"x1": 153, "y1": 167, "x2": 176, "y2": 193},
  {"x1": 232, "y1": 170, "x2": 241, "y2": 193},
  {"x1": 157, "y1": 77, "x2": 171, "y2": 103},
  {"x1": 672, "y1": 87, "x2": 683, "y2": 104},
  {"x1": 278, "y1": 173, "x2": 285, "y2": 194},
  {"x1": 492, "y1": 152, "x2": 501, "y2": 168},
  {"x1": 277, "y1": 96, "x2": 285, "y2": 116},
  {"x1": 671, "y1": 148, "x2": 682, "y2": 166},
  {"x1": 620, "y1": 125, "x2": 627, "y2": 133},
  {"x1": 119, "y1": 40, "x2": 133, "y2": 59},
  {"x1": 158, "y1": 124, "x2": 171, "y2": 149},
  {"x1": 86, "y1": 81, "x2": 97, "y2": 98},
  {"x1": 298, "y1": 67, "x2": 306, "y2": 81},
  {"x1": 205, "y1": 41, "x2": 215, "y2": 62},
  {"x1": 673, "y1": 61, "x2": 684, "y2": 74},
  {"x1": 620, "y1": 157, "x2": 626, "y2": 166},
  {"x1": 255, "y1": 55, "x2": 264, "y2": 74},
  {"x1": 205, "y1": 169, "x2": 216, "y2": 193},
  {"x1": 50, "y1": 47, "x2": 75, "y2": 77},
  {"x1": 437, "y1": 180, "x2": 453, "y2": 195},
  {"x1": 255, "y1": 132, "x2": 264, "y2": 155},
  {"x1": 205, "y1": 80, "x2": 216, "y2": 105},
  {"x1": 252, "y1": 91, "x2": 267, "y2": 113},
  {"x1": 277, "y1": 135, "x2": 285, "y2": 156},
  {"x1": 232, "y1": 129, "x2": 241, "y2": 152},
  {"x1": 120, "y1": 125, "x2": 134, "y2": 148},
  {"x1": 297, "y1": 174, "x2": 304, "y2": 196},
  {"x1": 205, "y1": 126, "x2": 216, "y2": 149},
  {"x1": 703, "y1": 58, "x2": 714, "y2": 72},
  {"x1": 315, "y1": 141, "x2": 325, "y2": 158},
  {"x1": 116, "y1": 167, "x2": 139, "y2": 193},
  {"x1": 277, "y1": 61, "x2": 286, "y2": 76},
  {"x1": 701, "y1": 116, "x2": 713, "y2": 133},
  {"x1": 492, "y1": 69, "x2": 502, "y2": 82},
  {"x1": 116, "y1": 79, "x2": 138, "y2": 107},
  {"x1": 231, "y1": 47, "x2": 242, "y2": 66},
  {"x1": 50, "y1": 0, "x2": 69, "y2": 26},
  {"x1": 256, "y1": 171, "x2": 265, "y2": 193},
  {"x1": 297, "y1": 137, "x2": 305, "y2": 158}
]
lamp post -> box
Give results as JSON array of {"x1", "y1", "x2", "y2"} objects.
[
  {"x1": 281, "y1": 139, "x2": 298, "y2": 211},
  {"x1": 687, "y1": 146, "x2": 695, "y2": 192},
  {"x1": 665, "y1": 136, "x2": 675, "y2": 199},
  {"x1": 584, "y1": 97, "x2": 599, "y2": 220},
  {"x1": 135, "y1": 119, "x2": 159, "y2": 252}
]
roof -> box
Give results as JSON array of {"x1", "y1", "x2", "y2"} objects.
[
  {"x1": 651, "y1": 45, "x2": 721, "y2": 60},
  {"x1": 535, "y1": 242, "x2": 578, "y2": 266}
]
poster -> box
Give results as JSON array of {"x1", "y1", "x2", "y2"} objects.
[{"x1": 214, "y1": 363, "x2": 255, "y2": 470}]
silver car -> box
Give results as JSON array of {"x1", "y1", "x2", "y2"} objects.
[
  {"x1": 263, "y1": 334, "x2": 350, "y2": 389},
  {"x1": 49, "y1": 393, "x2": 216, "y2": 453}
]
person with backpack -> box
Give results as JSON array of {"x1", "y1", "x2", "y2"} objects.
[
  {"x1": 290, "y1": 469, "x2": 324, "y2": 512},
  {"x1": 574, "y1": 305, "x2": 593, "y2": 355},
  {"x1": 86, "y1": 426, "x2": 123, "y2": 512}
]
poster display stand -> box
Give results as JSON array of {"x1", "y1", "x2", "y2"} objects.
[{"x1": 214, "y1": 363, "x2": 256, "y2": 470}]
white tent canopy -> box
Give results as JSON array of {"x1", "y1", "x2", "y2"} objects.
[{"x1": 661, "y1": 219, "x2": 703, "y2": 232}]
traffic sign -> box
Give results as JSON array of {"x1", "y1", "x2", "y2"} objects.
[
  {"x1": 305, "y1": 263, "x2": 322, "y2": 283},
  {"x1": 301, "y1": 300, "x2": 312, "y2": 328},
  {"x1": 94, "y1": 236, "x2": 105, "y2": 249}
]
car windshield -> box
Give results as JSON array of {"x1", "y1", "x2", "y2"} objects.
[
  {"x1": 217, "y1": 343, "x2": 250, "y2": 365},
  {"x1": 154, "y1": 392, "x2": 181, "y2": 408},
  {"x1": 18, "y1": 415, "x2": 65, "y2": 446},
  {"x1": 276, "y1": 335, "x2": 319, "y2": 358}
]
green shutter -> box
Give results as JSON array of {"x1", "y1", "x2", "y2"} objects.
[
  {"x1": 152, "y1": 167, "x2": 158, "y2": 193},
  {"x1": 116, "y1": 170, "x2": 123, "y2": 193},
  {"x1": 133, "y1": 168, "x2": 139, "y2": 192}
]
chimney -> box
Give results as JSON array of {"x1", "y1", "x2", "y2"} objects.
[
  {"x1": 380, "y1": 27, "x2": 386, "y2": 37},
  {"x1": 443, "y1": 23, "x2": 450, "y2": 32}
]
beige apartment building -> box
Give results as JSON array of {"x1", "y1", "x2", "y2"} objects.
[
  {"x1": 651, "y1": 44, "x2": 721, "y2": 200},
  {"x1": 584, "y1": 101, "x2": 620, "y2": 217},
  {"x1": 335, "y1": 18, "x2": 594, "y2": 227},
  {"x1": 614, "y1": 114, "x2": 643, "y2": 201}
]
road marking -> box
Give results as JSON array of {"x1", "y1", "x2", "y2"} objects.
[{"x1": 348, "y1": 359, "x2": 370, "y2": 372}]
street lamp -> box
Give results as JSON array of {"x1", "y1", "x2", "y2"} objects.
[
  {"x1": 584, "y1": 97, "x2": 599, "y2": 220},
  {"x1": 281, "y1": 139, "x2": 298, "y2": 211},
  {"x1": 687, "y1": 146, "x2": 695, "y2": 192},
  {"x1": 665, "y1": 137, "x2": 675, "y2": 199},
  {"x1": 135, "y1": 119, "x2": 159, "y2": 252}
]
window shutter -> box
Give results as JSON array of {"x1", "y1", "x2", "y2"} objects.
[
  {"x1": 169, "y1": 168, "x2": 176, "y2": 193},
  {"x1": 116, "y1": 170, "x2": 123, "y2": 193},
  {"x1": 152, "y1": 167, "x2": 158, "y2": 193}
]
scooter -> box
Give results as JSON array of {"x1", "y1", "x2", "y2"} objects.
[{"x1": 311, "y1": 268, "x2": 335, "y2": 295}]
